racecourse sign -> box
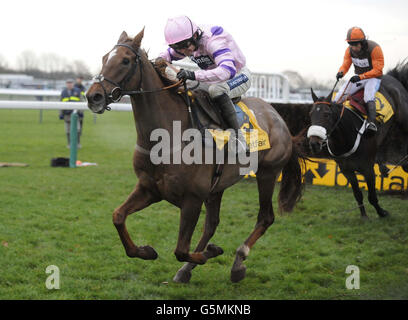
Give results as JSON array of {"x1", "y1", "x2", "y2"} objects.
[{"x1": 275, "y1": 158, "x2": 408, "y2": 191}]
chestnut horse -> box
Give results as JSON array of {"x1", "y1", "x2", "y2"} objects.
[{"x1": 86, "y1": 29, "x2": 305, "y2": 283}]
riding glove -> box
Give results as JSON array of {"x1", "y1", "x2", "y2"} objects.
[
  {"x1": 350, "y1": 75, "x2": 361, "y2": 83},
  {"x1": 336, "y1": 72, "x2": 344, "y2": 80},
  {"x1": 177, "y1": 69, "x2": 196, "y2": 81}
]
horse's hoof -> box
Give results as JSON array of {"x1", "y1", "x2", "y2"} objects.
[
  {"x1": 138, "y1": 245, "x2": 158, "y2": 260},
  {"x1": 173, "y1": 271, "x2": 192, "y2": 283},
  {"x1": 379, "y1": 210, "x2": 390, "y2": 218},
  {"x1": 125, "y1": 246, "x2": 140, "y2": 258},
  {"x1": 207, "y1": 243, "x2": 224, "y2": 257},
  {"x1": 231, "y1": 266, "x2": 246, "y2": 283},
  {"x1": 361, "y1": 215, "x2": 369, "y2": 221}
]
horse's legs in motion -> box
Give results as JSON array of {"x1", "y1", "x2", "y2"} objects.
[
  {"x1": 231, "y1": 168, "x2": 277, "y2": 283},
  {"x1": 363, "y1": 167, "x2": 390, "y2": 218},
  {"x1": 113, "y1": 183, "x2": 159, "y2": 259},
  {"x1": 341, "y1": 168, "x2": 368, "y2": 219},
  {"x1": 174, "y1": 195, "x2": 213, "y2": 265},
  {"x1": 173, "y1": 192, "x2": 224, "y2": 283}
]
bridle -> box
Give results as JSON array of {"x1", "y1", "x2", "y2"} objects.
[
  {"x1": 308, "y1": 100, "x2": 345, "y2": 152},
  {"x1": 308, "y1": 80, "x2": 368, "y2": 157},
  {"x1": 312, "y1": 100, "x2": 346, "y2": 139},
  {"x1": 310, "y1": 100, "x2": 367, "y2": 158},
  {"x1": 309, "y1": 80, "x2": 350, "y2": 139},
  {"x1": 92, "y1": 43, "x2": 182, "y2": 111}
]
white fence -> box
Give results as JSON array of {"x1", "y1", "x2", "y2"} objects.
[
  {"x1": 173, "y1": 61, "x2": 290, "y2": 102},
  {"x1": 0, "y1": 88, "x2": 60, "y2": 97},
  {"x1": 0, "y1": 61, "x2": 292, "y2": 103},
  {"x1": 0, "y1": 61, "x2": 299, "y2": 111},
  {"x1": 0, "y1": 100, "x2": 130, "y2": 111},
  {"x1": 246, "y1": 72, "x2": 290, "y2": 103}
]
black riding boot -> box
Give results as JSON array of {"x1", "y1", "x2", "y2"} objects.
[
  {"x1": 366, "y1": 100, "x2": 377, "y2": 136},
  {"x1": 214, "y1": 93, "x2": 240, "y2": 129},
  {"x1": 214, "y1": 93, "x2": 248, "y2": 153}
]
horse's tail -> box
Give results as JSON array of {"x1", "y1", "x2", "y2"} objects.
[
  {"x1": 278, "y1": 133, "x2": 307, "y2": 213},
  {"x1": 387, "y1": 60, "x2": 408, "y2": 91}
]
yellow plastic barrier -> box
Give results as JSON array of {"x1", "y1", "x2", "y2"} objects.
[{"x1": 245, "y1": 158, "x2": 408, "y2": 191}]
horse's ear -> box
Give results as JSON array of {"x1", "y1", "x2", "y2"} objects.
[
  {"x1": 132, "y1": 27, "x2": 145, "y2": 48},
  {"x1": 325, "y1": 90, "x2": 334, "y2": 102},
  {"x1": 310, "y1": 88, "x2": 318, "y2": 102},
  {"x1": 117, "y1": 31, "x2": 128, "y2": 44}
]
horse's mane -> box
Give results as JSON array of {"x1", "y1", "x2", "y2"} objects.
[
  {"x1": 387, "y1": 59, "x2": 408, "y2": 91},
  {"x1": 151, "y1": 56, "x2": 179, "y2": 88},
  {"x1": 123, "y1": 41, "x2": 179, "y2": 89},
  {"x1": 141, "y1": 49, "x2": 179, "y2": 88},
  {"x1": 118, "y1": 33, "x2": 179, "y2": 88}
]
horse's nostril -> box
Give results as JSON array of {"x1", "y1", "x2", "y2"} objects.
[{"x1": 93, "y1": 93, "x2": 103, "y2": 103}]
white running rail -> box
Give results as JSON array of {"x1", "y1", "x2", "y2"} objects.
[{"x1": 0, "y1": 61, "x2": 291, "y2": 107}]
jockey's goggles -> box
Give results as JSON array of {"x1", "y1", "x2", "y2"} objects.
[
  {"x1": 348, "y1": 41, "x2": 361, "y2": 47},
  {"x1": 169, "y1": 38, "x2": 193, "y2": 50}
]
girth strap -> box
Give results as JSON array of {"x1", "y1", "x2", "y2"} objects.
[{"x1": 209, "y1": 163, "x2": 224, "y2": 194}]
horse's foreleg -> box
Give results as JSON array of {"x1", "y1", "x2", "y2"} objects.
[
  {"x1": 194, "y1": 192, "x2": 224, "y2": 260},
  {"x1": 341, "y1": 169, "x2": 368, "y2": 219},
  {"x1": 173, "y1": 196, "x2": 208, "y2": 265},
  {"x1": 113, "y1": 183, "x2": 159, "y2": 259},
  {"x1": 173, "y1": 192, "x2": 224, "y2": 283},
  {"x1": 364, "y1": 168, "x2": 390, "y2": 218},
  {"x1": 231, "y1": 170, "x2": 277, "y2": 283}
]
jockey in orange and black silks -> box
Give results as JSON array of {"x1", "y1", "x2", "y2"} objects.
[
  {"x1": 157, "y1": 15, "x2": 251, "y2": 140},
  {"x1": 333, "y1": 26, "x2": 385, "y2": 134}
]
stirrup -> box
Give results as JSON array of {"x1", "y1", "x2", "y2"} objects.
[
  {"x1": 227, "y1": 135, "x2": 250, "y2": 155},
  {"x1": 236, "y1": 137, "x2": 250, "y2": 155},
  {"x1": 366, "y1": 122, "x2": 377, "y2": 132}
]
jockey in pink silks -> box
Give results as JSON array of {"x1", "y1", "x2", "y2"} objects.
[{"x1": 158, "y1": 15, "x2": 252, "y2": 138}]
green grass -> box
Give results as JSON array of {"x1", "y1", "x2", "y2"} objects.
[{"x1": 0, "y1": 109, "x2": 407, "y2": 300}]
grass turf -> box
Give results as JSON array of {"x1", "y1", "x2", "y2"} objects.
[{"x1": 0, "y1": 109, "x2": 407, "y2": 299}]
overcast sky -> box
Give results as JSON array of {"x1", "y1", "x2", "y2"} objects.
[{"x1": 1, "y1": 0, "x2": 408, "y2": 81}]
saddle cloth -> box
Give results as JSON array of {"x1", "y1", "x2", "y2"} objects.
[
  {"x1": 208, "y1": 101, "x2": 271, "y2": 152},
  {"x1": 180, "y1": 90, "x2": 271, "y2": 153},
  {"x1": 344, "y1": 89, "x2": 394, "y2": 124}
]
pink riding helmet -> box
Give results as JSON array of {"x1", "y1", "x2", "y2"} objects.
[{"x1": 164, "y1": 16, "x2": 198, "y2": 45}]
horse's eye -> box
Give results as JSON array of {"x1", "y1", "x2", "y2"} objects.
[{"x1": 122, "y1": 58, "x2": 130, "y2": 65}]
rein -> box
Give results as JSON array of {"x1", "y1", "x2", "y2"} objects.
[
  {"x1": 93, "y1": 43, "x2": 183, "y2": 110},
  {"x1": 312, "y1": 100, "x2": 346, "y2": 138},
  {"x1": 93, "y1": 40, "x2": 224, "y2": 195},
  {"x1": 312, "y1": 98, "x2": 367, "y2": 158},
  {"x1": 326, "y1": 116, "x2": 367, "y2": 158},
  {"x1": 314, "y1": 80, "x2": 350, "y2": 137}
]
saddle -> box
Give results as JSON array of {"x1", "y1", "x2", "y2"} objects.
[
  {"x1": 179, "y1": 89, "x2": 271, "y2": 153},
  {"x1": 347, "y1": 89, "x2": 368, "y2": 116},
  {"x1": 344, "y1": 88, "x2": 394, "y2": 124},
  {"x1": 180, "y1": 89, "x2": 242, "y2": 132}
]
